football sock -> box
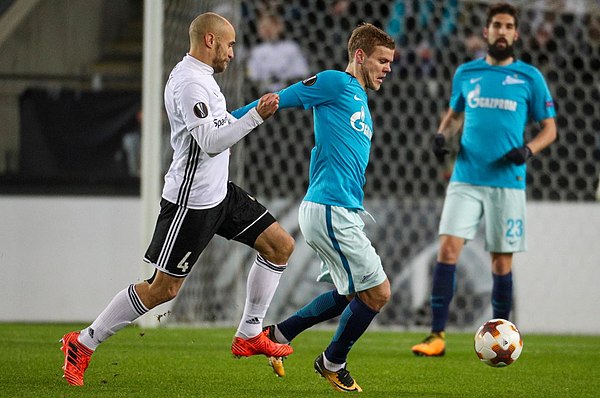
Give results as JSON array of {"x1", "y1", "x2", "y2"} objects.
[
  {"x1": 431, "y1": 261, "x2": 456, "y2": 333},
  {"x1": 324, "y1": 296, "x2": 378, "y2": 364},
  {"x1": 236, "y1": 254, "x2": 286, "y2": 339},
  {"x1": 323, "y1": 352, "x2": 345, "y2": 372},
  {"x1": 492, "y1": 271, "x2": 513, "y2": 320},
  {"x1": 277, "y1": 289, "x2": 348, "y2": 343},
  {"x1": 79, "y1": 284, "x2": 149, "y2": 350}
]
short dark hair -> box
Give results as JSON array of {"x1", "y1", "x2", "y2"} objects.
[
  {"x1": 347, "y1": 23, "x2": 395, "y2": 60},
  {"x1": 486, "y1": 2, "x2": 519, "y2": 28}
]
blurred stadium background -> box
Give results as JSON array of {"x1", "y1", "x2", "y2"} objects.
[{"x1": 0, "y1": 0, "x2": 599, "y2": 334}]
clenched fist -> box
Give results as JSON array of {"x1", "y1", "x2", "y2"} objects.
[{"x1": 256, "y1": 93, "x2": 280, "y2": 120}]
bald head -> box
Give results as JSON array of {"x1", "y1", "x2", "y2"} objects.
[
  {"x1": 188, "y1": 12, "x2": 236, "y2": 73},
  {"x1": 189, "y1": 12, "x2": 232, "y2": 47}
]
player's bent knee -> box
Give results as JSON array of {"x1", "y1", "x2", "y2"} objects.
[
  {"x1": 376, "y1": 286, "x2": 392, "y2": 308},
  {"x1": 281, "y1": 234, "x2": 295, "y2": 259},
  {"x1": 148, "y1": 278, "x2": 184, "y2": 306},
  {"x1": 264, "y1": 234, "x2": 295, "y2": 265},
  {"x1": 361, "y1": 295, "x2": 388, "y2": 312},
  {"x1": 146, "y1": 288, "x2": 178, "y2": 308},
  {"x1": 274, "y1": 230, "x2": 295, "y2": 257},
  {"x1": 360, "y1": 280, "x2": 391, "y2": 311},
  {"x1": 255, "y1": 225, "x2": 295, "y2": 264},
  {"x1": 163, "y1": 286, "x2": 180, "y2": 302}
]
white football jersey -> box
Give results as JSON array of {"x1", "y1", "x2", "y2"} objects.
[{"x1": 163, "y1": 54, "x2": 263, "y2": 209}]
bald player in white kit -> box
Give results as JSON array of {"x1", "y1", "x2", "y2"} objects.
[{"x1": 60, "y1": 12, "x2": 294, "y2": 387}]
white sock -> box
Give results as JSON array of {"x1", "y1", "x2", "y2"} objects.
[
  {"x1": 323, "y1": 353, "x2": 346, "y2": 372},
  {"x1": 274, "y1": 325, "x2": 289, "y2": 344},
  {"x1": 79, "y1": 284, "x2": 149, "y2": 350},
  {"x1": 236, "y1": 255, "x2": 286, "y2": 339}
]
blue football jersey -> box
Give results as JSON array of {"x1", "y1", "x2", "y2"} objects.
[
  {"x1": 286, "y1": 71, "x2": 372, "y2": 209},
  {"x1": 233, "y1": 70, "x2": 373, "y2": 209},
  {"x1": 449, "y1": 58, "x2": 556, "y2": 189}
]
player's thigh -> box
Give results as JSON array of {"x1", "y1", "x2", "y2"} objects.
[
  {"x1": 483, "y1": 187, "x2": 526, "y2": 253},
  {"x1": 144, "y1": 199, "x2": 225, "y2": 277},
  {"x1": 438, "y1": 182, "x2": 484, "y2": 240},
  {"x1": 299, "y1": 201, "x2": 386, "y2": 295},
  {"x1": 298, "y1": 202, "x2": 343, "y2": 273}
]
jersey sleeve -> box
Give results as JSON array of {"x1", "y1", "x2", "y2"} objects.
[
  {"x1": 231, "y1": 99, "x2": 258, "y2": 119},
  {"x1": 191, "y1": 108, "x2": 263, "y2": 156},
  {"x1": 449, "y1": 66, "x2": 465, "y2": 113},
  {"x1": 179, "y1": 82, "x2": 213, "y2": 131},
  {"x1": 230, "y1": 84, "x2": 304, "y2": 119},
  {"x1": 226, "y1": 112, "x2": 237, "y2": 122},
  {"x1": 529, "y1": 68, "x2": 556, "y2": 122},
  {"x1": 286, "y1": 70, "x2": 347, "y2": 109},
  {"x1": 230, "y1": 70, "x2": 344, "y2": 117}
]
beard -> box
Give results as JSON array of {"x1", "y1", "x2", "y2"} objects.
[
  {"x1": 212, "y1": 42, "x2": 229, "y2": 73},
  {"x1": 213, "y1": 59, "x2": 227, "y2": 73},
  {"x1": 488, "y1": 39, "x2": 515, "y2": 61}
]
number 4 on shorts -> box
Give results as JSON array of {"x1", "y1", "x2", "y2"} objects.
[{"x1": 177, "y1": 252, "x2": 192, "y2": 273}]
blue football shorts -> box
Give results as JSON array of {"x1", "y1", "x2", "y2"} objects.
[
  {"x1": 298, "y1": 201, "x2": 387, "y2": 295},
  {"x1": 438, "y1": 182, "x2": 527, "y2": 253}
]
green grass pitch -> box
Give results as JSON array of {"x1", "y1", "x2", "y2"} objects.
[{"x1": 1, "y1": 323, "x2": 599, "y2": 397}]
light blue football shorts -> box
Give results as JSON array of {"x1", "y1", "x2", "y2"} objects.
[
  {"x1": 298, "y1": 201, "x2": 387, "y2": 295},
  {"x1": 439, "y1": 182, "x2": 527, "y2": 253}
]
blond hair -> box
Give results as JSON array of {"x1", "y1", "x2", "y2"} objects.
[{"x1": 347, "y1": 23, "x2": 395, "y2": 60}]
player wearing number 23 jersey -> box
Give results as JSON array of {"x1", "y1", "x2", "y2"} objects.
[
  {"x1": 449, "y1": 58, "x2": 555, "y2": 189},
  {"x1": 412, "y1": 3, "x2": 557, "y2": 359}
]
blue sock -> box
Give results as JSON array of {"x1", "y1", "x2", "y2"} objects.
[
  {"x1": 324, "y1": 297, "x2": 378, "y2": 364},
  {"x1": 431, "y1": 262, "x2": 456, "y2": 333},
  {"x1": 277, "y1": 289, "x2": 348, "y2": 342},
  {"x1": 492, "y1": 272, "x2": 513, "y2": 320}
]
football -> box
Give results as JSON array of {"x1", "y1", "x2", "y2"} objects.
[{"x1": 474, "y1": 318, "x2": 523, "y2": 367}]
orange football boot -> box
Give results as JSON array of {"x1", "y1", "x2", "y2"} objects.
[
  {"x1": 60, "y1": 331, "x2": 93, "y2": 386},
  {"x1": 411, "y1": 331, "x2": 446, "y2": 357},
  {"x1": 231, "y1": 330, "x2": 293, "y2": 358}
]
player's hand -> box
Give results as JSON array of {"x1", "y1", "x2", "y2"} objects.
[
  {"x1": 256, "y1": 93, "x2": 280, "y2": 120},
  {"x1": 432, "y1": 133, "x2": 449, "y2": 162},
  {"x1": 505, "y1": 145, "x2": 532, "y2": 165}
]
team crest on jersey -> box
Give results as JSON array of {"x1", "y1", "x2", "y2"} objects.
[
  {"x1": 193, "y1": 102, "x2": 208, "y2": 118},
  {"x1": 302, "y1": 75, "x2": 317, "y2": 86},
  {"x1": 350, "y1": 106, "x2": 373, "y2": 140},
  {"x1": 467, "y1": 84, "x2": 517, "y2": 111}
]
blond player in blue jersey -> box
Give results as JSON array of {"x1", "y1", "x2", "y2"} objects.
[
  {"x1": 234, "y1": 23, "x2": 395, "y2": 392},
  {"x1": 412, "y1": 2, "x2": 557, "y2": 357}
]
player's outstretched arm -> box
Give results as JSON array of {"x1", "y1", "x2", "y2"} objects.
[
  {"x1": 232, "y1": 84, "x2": 304, "y2": 119},
  {"x1": 192, "y1": 105, "x2": 266, "y2": 156},
  {"x1": 231, "y1": 99, "x2": 259, "y2": 119}
]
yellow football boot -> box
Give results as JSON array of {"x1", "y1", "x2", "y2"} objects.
[{"x1": 411, "y1": 331, "x2": 446, "y2": 357}]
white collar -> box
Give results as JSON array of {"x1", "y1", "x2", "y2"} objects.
[{"x1": 184, "y1": 53, "x2": 214, "y2": 75}]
